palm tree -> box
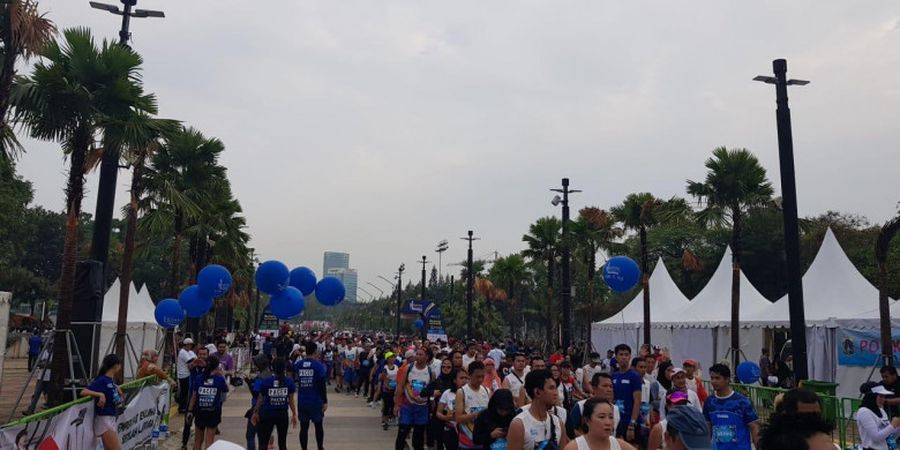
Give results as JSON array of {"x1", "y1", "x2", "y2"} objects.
[
  {"x1": 687, "y1": 146, "x2": 773, "y2": 367},
  {"x1": 876, "y1": 213, "x2": 900, "y2": 365},
  {"x1": 141, "y1": 126, "x2": 225, "y2": 297},
  {"x1": 0, "y1": 0, "x2": 55, "y2": 157},
  {"x1": 13, "y1": 27, "x2": 150, "y2": 405},
  {"x1": 611, "y1": 193, "x2": 688, "y2": 346},
  {"x1": 573, "y1": 207, "x2": 621, "y2": 331},
  {"x1": 522, "y1": 216, "x2": 561, "y2": 344},
  {"x1": 489, "y1": 254, "x2": 529, "y2": 339}
]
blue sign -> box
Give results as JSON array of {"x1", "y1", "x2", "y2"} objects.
[{"x1": 837, "y1": 328, "x2": 900, "y2": 366}]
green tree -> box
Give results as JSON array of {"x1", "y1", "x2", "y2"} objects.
[
  {"x1": 13, "y1": 28, "x2": 155, "y2": 405},
  {"x1": 572, "y1": 207, "x2": 621, "y2": 329},
  {"x1": 489, "y1": 254, "x2": 530, "y2": 339},
  {"x1": 522, "y1": 216, "x2": 561, "y2": 343},
  {"x1": 687, "y1": 147, "x2": 773, "y2": 366}
]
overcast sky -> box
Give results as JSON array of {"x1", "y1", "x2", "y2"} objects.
[{"x1": 17, "y1": 1, "x2": 900, "y2": 299}]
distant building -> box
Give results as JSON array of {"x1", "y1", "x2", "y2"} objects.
[
  {"x1": 323, "y1": 251, "x2": 350, "y2": 277},
  {"x1": 325, "y1": 268, "x2": 358, "y2": 303}
]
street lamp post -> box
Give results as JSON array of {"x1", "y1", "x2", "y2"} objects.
[
  {"x1": 435, "y1": 240, "x2": 449, "y2": 281},
  {"x1": 461, "y1": 231, "x2": 479, "y2": 340},
  {"x1": 365, "y1": 282, "x2": 385, "y2": 298},
  {"x1": 552, "y1": 178, "x2": 581, "y2": 351},
  {"x1": 419, "y1": 256, "x2": 430, "y2": 301},
  {"x1": 754, "y1": 59, "x2": 809, "y2": 381},
  {"x1": 395, "y1": 264, "x2": 405, "y2": 342}
]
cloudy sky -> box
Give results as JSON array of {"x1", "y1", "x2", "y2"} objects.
[{"x1": 17, "y1": 1, "x2": 900, "y2": 299}]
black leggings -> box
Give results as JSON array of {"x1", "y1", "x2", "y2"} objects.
[
  {"x1": 256, "y1": 411, "x2": 289, "y2": 450},
  {"x1": 181, "y1": 413, "x2": 194, "y2": 447},
  {"x1": 396, "y1": 424, "x2": 426, "y2": 450},
  {"x1": 299, "y1": 417, "x2": 325, "y2": 450}
]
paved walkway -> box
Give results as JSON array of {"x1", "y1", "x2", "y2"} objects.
[{"x1": 162, "y1": 383, "x2": 397, "y2": 449}]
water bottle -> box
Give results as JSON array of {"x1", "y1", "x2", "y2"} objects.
[
  {"x1": 150, "y1": 428, "x2": 160, "y2": 449},
  {"x1": 159, "y1": 423, "x2": 169, "y2": 439}
]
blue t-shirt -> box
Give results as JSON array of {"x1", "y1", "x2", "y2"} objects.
[
  {"x1": 295, "y1": 358, "x2": 327, "y2": 407},
  {"x1": 253, "y1": 376, "x2": 296, "y2": 412},
  {"x1": 703, "y1": 391, "x2": 758, "y2": 450},
  {"x1": 611, "y1": 368, "x2": 642, "y2": 420},
  {"x1": 263, "y1": 341, "x2": 273, "y2": 356},
  {"x1": 192, "y1": 375, "x2": 229, "y2": 412},
  {"x1": 28, "y1": 335, "x2": 42, "y2": 355},
  {"x1": 88, "y1": 375, "x2": 119, "y2": 416}
]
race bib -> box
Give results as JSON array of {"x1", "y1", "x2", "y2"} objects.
[
  {"x1": 490, "y1": 437, "x2": 508, "y2": 450},
  {"x1": 388, "y1": 379, "x2": 397, "y2": 390},
  {"x1": 713, "y1": 425, "x2": 736, "y2": 443},
  {"x1": 411, "y1": 379, "x2": 427, "y2": 396}
]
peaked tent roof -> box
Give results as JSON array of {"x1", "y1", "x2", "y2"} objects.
[
  {"x1": 746, "y1": 228, "x2": 893, "y2": 323},
  {"x1": 676, "y1": 247, "x2": 774, "y2": 326},
  {"x1": 599, "y1": 258, "x2": 691, "y2": 327},
  {"x1": 102, "y1": 278, "x2": 158, "y2": 324}
]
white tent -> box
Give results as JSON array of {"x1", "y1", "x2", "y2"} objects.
[
  {"x1": 678, "y1": 247, "x2": 773, "y2": 325},
  {"x1": 98, "y1": 279, "x2": 162, "y2": 378},
  {"x1": 593, "y1": 258, "x2": 692, "y2": 355}
]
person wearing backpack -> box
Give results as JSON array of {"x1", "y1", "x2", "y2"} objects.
[{"x1": 395, "y1": 348, "x2": 436, "y2": 450}]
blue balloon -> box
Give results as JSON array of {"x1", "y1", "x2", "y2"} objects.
[
  {"x1": 315, "y1": 277, "x2": 346, "y2": 306},
  {"x1": 736, "y1": 361, "x2": 762, "y2": 384},
  {"x1": 603, "y1": 256, "x2": 641, "y2": 293},
  {"x1": 256, "y1": 260, "x2": 290, "y2": 295},
  {"x1": 414, "y1": 319, "x2": 425, "y2": 329},
  {"x1": 179, "y1": 285, "x2": 214, "y2": 318},
  {"x1": 198, "y1": 264, "x2": 232, "y2": 298},
  {"x1": 289, "y1": 267, "x2": 318, "y2": 296},
  {"x1": 154, "y1": 298, "x2": 185, "y2": 328},
  {"x1": 270, "y1": 286, "x2": 305, "y2": 319}
]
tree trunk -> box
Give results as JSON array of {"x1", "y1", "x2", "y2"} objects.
[
  {"x1": 48, "y1": 126, "x2": 90, "y2": 406},
  {"x1": 730, "y1": 208, "x2": 743, "y2": 369},
  {"x1": 640, "y1": 226, "x2": 651, "y2": 347},
  {"x1": 0, "y1": 3, "x2": 16, "y2": 145},
  {"x1": 114, "y1": 154, "x2": 144, "y2": 379},
  {"x1": 546, "y1": 257, "x2": 555, "y2": 352},
  {"x1": 169, "y1": 211, "x2": 184, "y2": 297}
]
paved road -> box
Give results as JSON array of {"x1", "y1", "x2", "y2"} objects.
[{"x1": 163, "y1": 383, "x2": 397, "y2": 449}]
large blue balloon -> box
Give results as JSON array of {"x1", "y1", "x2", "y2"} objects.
[
  {"x1": 603, "y1": 256, "x2": 641, "y2": 293},
  {"x1": 256, "y1": 260, "x2": 290, "y2": 295},
  {"x1": 414, "y1": 319, "x2": 425, "y2": 329},
  {"x1": 179, "y1": 285, "x2": 214, "y2": 318},
  {"x1": 315, "y1": 277, "x2": 346, "y2": 306},
  {"x1": 198, "y1": 264, "x2": 232, "y2": 298},
  {"x1": 736, "y1": 361, "x2": 762, "y2": 384},
  {"x1": 289, "y1": 267, "x2": 318, "y2": 296},
  {"x1": 154, "y1": 298, "x2": 185, "y2": 328},
  {"x1": 270, "y1": 286, "x2": 305, "y2": 319}
]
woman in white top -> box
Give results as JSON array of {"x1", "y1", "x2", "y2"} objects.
[
  {"x1": 856, "y1": 383, "x2": 900, "y2": 450},
  {"x1": 437, "y1": 369, "x2": 469, "y2": 449},
  {"x1": 564, "y1": 399, "x2": 635, "y2": 450}
]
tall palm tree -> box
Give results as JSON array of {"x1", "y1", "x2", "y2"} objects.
[
  {"x1": 687, "y1": 146, "x2": 773, "y2": 367},
  {"x1": 876, "y1": 213, "x2": 900, "y2": 365},
  {"x1": 13, "y1": 27, "x2": 150, "y2": 405},
  {"x1": 611, "y1": 193, "x2": 688, "y2": 346},
  {"x1": 573, "y1": 207, "x2": 621, "y2": 332},
  {"x1": 522, "y1": 216, "x2": 561, "y2": 344},
  {"x1": 0, "y1": 0, "x2": 55, "y2": 157},
  {"x1": 489, "y1": 254, "x2": 529, "y2": 339},
  {"x1": 141, "y1": 126, "x2": 225, "y2": 297}
]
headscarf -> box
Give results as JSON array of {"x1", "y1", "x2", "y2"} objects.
[{"x1": 482, "y1": 357, "x2": 502, "y2": 391}]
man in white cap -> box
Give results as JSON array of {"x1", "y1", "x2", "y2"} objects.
[{"x1": 177, "y1": 337, "x2": 197, "y2": 413}]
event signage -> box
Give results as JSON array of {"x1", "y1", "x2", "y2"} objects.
[
  {"x1": 836, "y1": 328, "x2": 900, "y2": 366},
  {"x1": 401, "y1": 299, "x2": 448, "y2": 341},
  {"x1": 0, "y1": 380, "x2": 169, "y2": 449}
]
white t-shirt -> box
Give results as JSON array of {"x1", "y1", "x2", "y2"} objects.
[
  {"x1": 582, "y1": 364, "x2": 604, "y2": 388},
  {"x1": 177, "y1": 349, "x2": 196, "y2": 379},
  {"x1": 487, "y1": 348, "x2": 505, "y2": 365},
  {"x1": 462, "y1": 353, "x2": 476, "y2": 370},
  {"x1": 405, "y1": 365, "x2": 432, "y2": 405},
  {"x1": 439, "y1": 389, "x2": 458, "y2": 427},
  {"x1": 513, "y1": 408, "x2": 563, "y2": 450},
  {"x1": 430, "y1": 358, "x2": 443, "y2": 376}
]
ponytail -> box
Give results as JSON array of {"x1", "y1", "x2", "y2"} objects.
[
  {"x1": 205, "y1": 355, "x2": 220, "y2": 379},
  {"x1": 273, "y1": 358, "x2": 287, "y2": 384}
]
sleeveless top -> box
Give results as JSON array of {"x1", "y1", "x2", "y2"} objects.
[
  {"x1": 458, "y1": 384, "x2": 491, "y2": 448},
  {"x1": 505, "y1": 369, "x2": 527, "y2": 398},
  {"x1": 513, "y1": 408, "x2": 562, "y2": 450},
  {"x1": 383, "y1": 365, "x2": 398, "y2": 391},
  {"x1": 575, "y1": 435, "x2": 621, "y2": 450}
]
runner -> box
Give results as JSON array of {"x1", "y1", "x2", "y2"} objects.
[
  {"x1": 563, "y1": 398, "x2": 635, "y2": 450},
  {"x1": 251, "y1": 358, "x2": 297, "y2": 450},
  {"x1": 462, "y1": 343, "x2": 479, "y2": 371},
  {"x1": 517, "y1": 356, "x2": 546, "y2": 407},
  {"x1": 437, "y1": 368, "x2": 467, "y2": 450},
  {"x1": 611, "y1": 344, "x2": 642, "y2": 444},
  {"x1": 503, "y1": 353, "x2": 530, "y2": 408},
  {"x1": 566, "y1": 373, "x2": 619, "y2": 440},
  {"x1": 81, "y1": 354, "x2": 125, "y2": 450},
  {"x1": 189, "y1": 354, "x2": 228, "y2": 450},
  {"x1": 395, "y1": 348, "x2": 435, "y2": 450},
  {"x1": 177, "y1": 338, "x2": 197, "y2": 413},
  {"x1": 380, "y1": 352, "x2": 399, "y2": 430},
  {"x1": 295, "y1": 341, "x2": 328, "y2": 450},
  {"x1": 702, "y1": 363, "x2": 759, "y2": 450},
  {"x1": 456, "y1": 361, "x2": 490, "y2": 449},
  {"x1": 483, "y1": 357, "x2": 503, "y2": 392},
  {"x1": 473, "y1": 388, "x2": 516, "y2": 449},
  {"x1": 182, "y1": 346, "x2": 210, "y2": 450},
  {"x1": 581, "y1": 353, "x2": 605, "y2": 396},
  {"x1": 647, "y1": 391, "x2": 690, "y2": 449},
  {"x1": 507, "y1": 368, "x2": 569, "y2": 450}
]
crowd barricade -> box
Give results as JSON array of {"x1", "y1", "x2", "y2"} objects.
[{"x1": 0, "y1": 375, "x2": 171, "y2": 448}]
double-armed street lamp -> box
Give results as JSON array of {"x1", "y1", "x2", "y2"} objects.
[{"x1": 552, "y1": 178, "x2": 580, "y2": 351}]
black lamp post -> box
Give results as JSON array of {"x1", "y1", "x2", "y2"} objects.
[
  {"x1": 395, "y1": 264, "x2": 405, "y2": 341},
  {"x1": 754, "y1": 59, "x2": 810, "y2": 381},
  {"x1": 552, "y1": 178, "x2": 580, "y2": 351},
  {"x1": 461, "y1": 231, "x2": 479, "y2": 340},
  {"x1": 435, "y1": 240, "x2": 449, "y2": 281}
]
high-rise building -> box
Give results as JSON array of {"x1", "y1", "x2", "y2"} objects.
[
  {"x1": 323, "y1": 251, "x2": 349, "y2": 277},
  {"x1": 325, "y1": 267, "x2": 358, "y2": 303}
]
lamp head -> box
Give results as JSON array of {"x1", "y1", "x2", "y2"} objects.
[{"x1": 551, "y1": 195, "x2": 562, "y2": 206}]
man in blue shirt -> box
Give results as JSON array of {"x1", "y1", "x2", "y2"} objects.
[
  {"x1": 611, "y1": 343, "x2": 642, "y2": 443},
  {"x1": 295, "y1": 341, "x2": 328, "y2": 450},
  {"x1": 27, "y1": 330, "x2": 42, "y2": 372},
  {"x1": 703, "y1": 363, "x2": 759, "y2": 450}
]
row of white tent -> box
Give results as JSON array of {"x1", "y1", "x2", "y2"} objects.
[
  {"x1": 98, "y1": 279, "x2": 163, "y2": 378},
  {"x1": 591, "y1": 228, "x2": 896, "y2": 399}
]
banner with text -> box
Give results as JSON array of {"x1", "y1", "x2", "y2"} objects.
[
  {"x1": 837, "y1": 328, "x2": 900, "y2": 366},
  {"x1": 0, "y1": 380, "x2": 169, "y2": 449}
]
